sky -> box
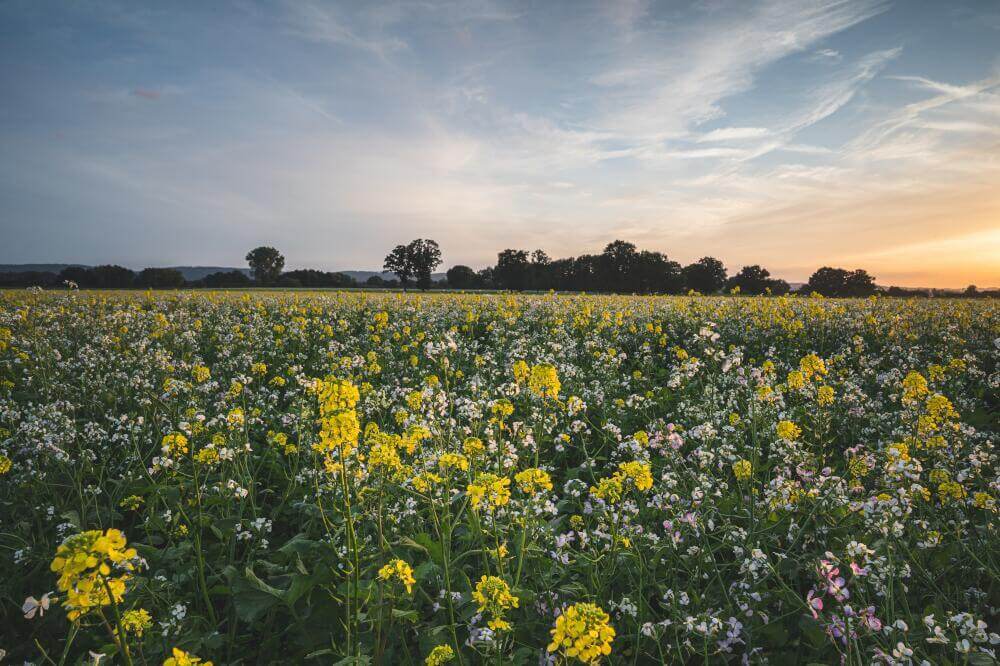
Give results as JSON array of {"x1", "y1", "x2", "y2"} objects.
[{"x1": 1, "y1": 0, "x2": 999, "y2": 288}]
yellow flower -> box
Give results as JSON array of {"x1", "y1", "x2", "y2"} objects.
[
  {"x1": 467, "y1": 473, "x2": 511, "y2": 511},
  {"x1": 438, "y1": 452, "x2": 469, "y2": 473},
  {"x1": 425, "y1": 645, "x2": 455, "y2": 666},
  {"x1": 121, "y1": 608, "x2": 152, "y2": 637},
  {"x1": 194, "y1": 447, "x2": 220, "y2": 465},
  {"x1": 472, "y1": 575, "x2": 519, "y2": 631},
  {"x1": 0, "y1": 453, "x2": 11, "y2": 474},
  {"x1": 547, "y1": 602, "x2": 615, "y2": 664},
  {"x1": 515, "y1": 467, "x2": 553, "y2": 495},
  {"x1": 378, "y1": 558, "x2": 416, "y2": 593},
  {"x1": 617, "y1": 461, "x2": 653, "y2": 492},
  {"x1": 632, "y1": 430, "x2": 649, "y2": 447},
  {"x1": 786, "y1": 370, "x2": 805, "y2": 390},
  {"x1": 901, "y1": 371, "x2": 928, "y2": 404},
  {"x1": 938, "y1": 481, "x2": 966, "y2": 502},
  {"x1": 50, "y1": 529, "x2": 137, "y2": 620},
  {"x1": 491, "y1": 399, "x2": 514, "y2": 418},
  {"x1": 412, "y1": 471, "x2": 443, "y2": 494},
  {"x1": 120, "y1": 495, "x2": 144, "y2": 511},
  {"x1": 528, "y1": 363, "x2": 561, "y2": 399},
  {"x1": 732, "y1": 459, "x2": 752, "y2": 481},
  {"x1": 163, "y1": 647, "x2": 213, "y2": 666},
  {"x1": 369, "y1": 442, "x2": 402, "y2": 473},
  {"x1": 816, "y1": 385, "x2": 835, "y2": 406},
  {"x1": 847, "y1": 456, "x2": 870, "y2": 478},
  {"x1": 315, "y1": 399, "x2": 360, "y2": 458},
  {"x1": 973, "y1": 492, "x2": 996, "y2": 512},
  {"x1": 226, "y1": 407, "x2": 245, "y2": 430},
  {"x1": 191, "y1": 365, "x2": 211, "y2": 383},
  {"x1": 512, "y1": 360, "x2": 530, "y2": 383},
  {"x1": 161, "y1": 432, "x2": 189, "y2": 456},
  {"x1": 462, "y1": 437, "x2": 485, "y2": 458},
  {"x1": 776, "y1": 420, "x2": 801, "y2": 441},
  {"x1": 590, "y1": 474, "x2": 625, "y2": 504},
  {"x1": 799, "y1": 354, "x2": 827, "y2": 380},
  {"x1": 251, "y1": 362, "x2": 267, "y2": 375},
  {"x1": 405, "y1": 391, "x2": 423, "y2": 411}
]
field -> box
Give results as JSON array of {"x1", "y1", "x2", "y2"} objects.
[{"x1": 0, "y1": 290, "x2": 997, "y2": 665}]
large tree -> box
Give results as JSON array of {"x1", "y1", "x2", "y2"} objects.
[
  {"x1": 407, "y1": 239, "x2": 443, "y2": 290},
  {"x1": 383, "y1": 245, "x2": 413, "y2": 289},
  {"x1": 245, "y1": 246, "x2": 285, "y2": 285},
  {"x1": 384, "y1": 239, "x2": 443, "y2": 291},
  {"x1": 806, "y1": 267, "x2": 877, "y2": 297},
  {"x1": 446, "y1": 265, "x2": 477, "y2": 289},
  {"x1": 137, "y1": 268, "x2": 185, "y2": 289},
  {"x1": 682, "y1": 257, "x2": 728, "y2": 294},
  {"x1": 727, "y1": 265, "x2": 772, "y2": 295},
  {"x1": 495, "y1": 249, "x2": 530, "y2": 291}
]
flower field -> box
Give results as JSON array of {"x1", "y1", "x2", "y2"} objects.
[{"x1": 0, "y1": 290, "x2": 997, "y2": 665}]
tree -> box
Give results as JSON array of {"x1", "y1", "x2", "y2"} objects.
[
  {"x1": 965, "y1": 285, "x2": 979, "y2": 297},
  {"x1": 727, "y1": 265, "x2": 772, "y2": 295},
  {"x1": 806, "y1": 267, "x2": 877, "y2": 297},
  {"x1": 599, "y1": 240, "x2": 639, "y2": 292},
  {"x1": 634, "y1": 250, "x2": 684, "y2": 294},
  {"x1": 446, "y1": 265, "x2": 477, "y2": 289},
  {"x1": 282, "y1": 269, "x2": 356, "y2": 288},
  {"x1": 200, "y1": 270, "x2": 251, "y2": 288},
  {"x1": 90, "y1": 265, "x2": 136, "y2": 288},
  {"x1": 383, "y1": 245, "x2": 413, "y2": 289},
  {"x1": 245, "y1": 246, "x2": 285, "y2": 285},
  {"x1": 495, "y1": 249, "x2": 530, "y2": 290},
  {"x1": 682, "y1": 257, "x2": 727, "y2": 294},
  {"x1": 136, "y1": 268, "x2": 185, "y2": 289},
  {"x1": 406, "y1": 239, "x2": 443, "y2": 290}
]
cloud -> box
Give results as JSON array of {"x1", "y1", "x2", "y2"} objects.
[
  {"x1": 696, "y1": 127, "x2": 771, "y2": 142},
  {"x1": 808, "y1": 48, "x2": 843, "y2": 63},
  {"x1": 283, "y1": 0, "x2": 406, "y2": 58}
]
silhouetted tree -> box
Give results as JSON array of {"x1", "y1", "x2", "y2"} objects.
[
  {"x1": 600, "y1": 240, "x2": 639, "y2": 292},
  {"x1": 634, "y1": 250, "x2": 684, "y2": 294},
  {"x1": 476, "y1": 267, "x2": 496, "y2": 289},
  {"x1": 383, "y1": 239, "x2": 442, "y2": 291},
  {"x1": 964, "y1": 285, "x2": 978, "y2": 297},
  {"x1": 495, "y1": 249, "x2": 530, "y2": 290},
  {"x1": 727, "y1": 265, "x2": 772, "y2": 295},
  {"x1": 245, "y1": 246, "x2": 285, "y2": 285},
  {"x1": 767, "y1": 278, "x2": 791, "y2": 296},
  {"x1": 383, "y1": 245, "x2": 413, "y2": 289},
  {"x1": 283, "y1": 269, "x2": 356, "y2": 288},
  {"x1": 806, "y1": 267, "x2": 877, "y2": 297},
  {"x1": 446, "y1": 265, "x2": 478, "y2": 289},
  {"x1": 0, "y1": 271, "x2": 60, "y2": 288},
  {"x1": 136, "y1": 268, "x2": 185, "y2": 289},
  {"x1": 90, "y1": 265, "x2": 136, "y2": 288},
  {"x1": 201, "y1": 270, "x2": 252, "y2": 288},
  {"x1": 682, "y1": 257, "x2": 728, "y2": 294},
  {"x1": 407, "y1": 239, "x2": 443, "y2": 290}
]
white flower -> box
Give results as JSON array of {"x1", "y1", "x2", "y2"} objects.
[{"x1": 22, "y1": 592, "x2": 53, "y2": 619}]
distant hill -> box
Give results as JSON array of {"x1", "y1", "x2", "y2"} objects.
[
  {"x1": 0, "y1": 264, "x2": 250, "y2": 281},
  {"x1": 0, "y1": 264, "x2": 444, "y2": 283},
  {"x1": 159, "y1": 266, "x2": 250, "y2": 281},
  {"x1": 0, "y1": 263, "x2": 88, "y2": 274},
  {"x1": 341, "y1": 270, "x2": 445, "y2": 283}
]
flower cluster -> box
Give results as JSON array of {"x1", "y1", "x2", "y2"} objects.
[{"x1": 50, "y1": 529, "x2": 137, "y2": 620}]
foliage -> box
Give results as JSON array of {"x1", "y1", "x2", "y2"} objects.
[{"x1": 244, "y1": 246, "x2": 285, "y2": 285}]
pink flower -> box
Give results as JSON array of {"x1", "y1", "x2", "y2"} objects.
[{"x1": 806, "y1": 590, "x2": 823, "y2": 619}]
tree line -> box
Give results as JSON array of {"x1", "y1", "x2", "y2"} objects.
[{"x1": 0, "y1": 240, "x2": 993, "y2": 297}]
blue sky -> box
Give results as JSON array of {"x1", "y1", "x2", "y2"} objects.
[{"x1": 1, "y1": 0, "x2": 998, "y2": 286}]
